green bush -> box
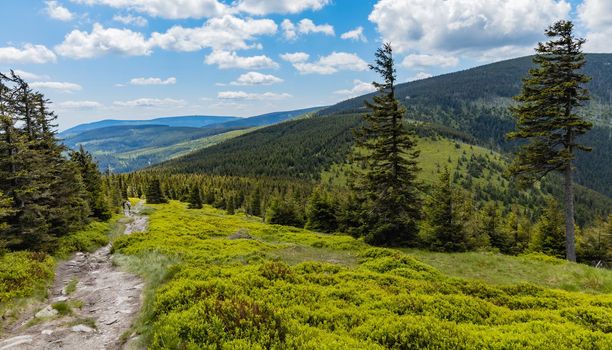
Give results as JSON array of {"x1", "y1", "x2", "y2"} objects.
[
  {"x1": 0, "y1": 251, "x2": 55, "y2": 303},
  {"x1": 55, "y1": 219, "x2": 116, "y2": 258}
]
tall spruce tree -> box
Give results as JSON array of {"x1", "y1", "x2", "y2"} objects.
[
  {"x1": 350, "y1": 43, "x2": 420, "y2": 246},
  {"x1": 507, "y1": 20, "x2": 591, "y2": 261}
]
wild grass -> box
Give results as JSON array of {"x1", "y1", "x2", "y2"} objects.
[
  {"x1": 113, "y1": 201, "x2": 612, "y2": 349},
  {"x1": 403, "y1": 249, "x2": 612, "y2": 294},
  {"x1": 64, "y1": 278, "x2": 78, "y2": 295}
]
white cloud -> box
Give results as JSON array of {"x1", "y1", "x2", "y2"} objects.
[
  {"x1": 230, "y1": 72, "x2": 283, "y2": 85},
  {"x1": 281, "y1": 19, "x2": 297, "y2": 40},
  {"x1": 281, "y1": 18, "x2": 334, "y2": 39},
  {"x1": 369, "y1": 0, "x2": 571, "y2": 55},
  {"x1": 113, "y1": 98, "x2": 186, "y2": 107},
  {"x1": 235, "y1": 0, "x2": 331, "y2": 16},
  {"x1": 30, "y1": 81, "x2": 82, "y2": 92},
  {"x1": 55, "y1": 23, "x2": 152, "y2": 58},
  {"x1": 72, "y1": 0, "x2": 227, "y2": 19},
  {"x1": 113, "y1": 14, "x2": 148, "y2": 27},
  {"x1": 205, "y1": 50, "x2": 279, "y2": 69},
  {"x1": 334, "y1": 79, "x2": 376, "y2": 97},
  {"x1": 578, "y1": 0, "x2": 612, "y2": 52},
  {"x1": 0, "y1": 44, "x2": 57, "y2": 64},
  {"x1": 218, "y1": 91, "x2": 291, "y2": 100},
  {"x1": 150, "y1": 15, "x2": 277, "y2": 52},
  {"x1": 341, "y1": 27, "x2": 367, "y2": 42},
  {"x1": 291, "y1": 52, "x2": 368, "y2": 75},
  {"x1": 280, "y1": 52, "x2": 310, "y2": 63},
  {"x1": 46, "y1": 1, "x2": 74, "y2": 21},
  {"x1": 58, "y1": 100, "x2": 103, "y2": 109},
  {"x1": 129, "y1": 77, "x2": 177, "y2": 85},
  {"x1": 401, "y1": 54, "x2": 459, "y2": 68},
  {"x1": 72, "y1": 0, "x2": 331, "y2": 18},
  {"x1": 409, "y1": 72, "x2": 433, "y2": 81}
]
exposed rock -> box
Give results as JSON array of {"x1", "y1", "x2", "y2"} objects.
[
  {"x1": 71, "y1": 325, "x2": 94, "y2": 333},
  {"x1": 35, "y1": 306, "x2": 58, "y2": 319}
]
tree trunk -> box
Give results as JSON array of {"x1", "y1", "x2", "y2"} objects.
[{"x1": 563, "y1": 163, "x2": 576, "y2": 262}]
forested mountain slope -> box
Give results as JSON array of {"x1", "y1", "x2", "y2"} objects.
[{"x1": 318, "y1": 54, "x2": 612, "y2": 196}]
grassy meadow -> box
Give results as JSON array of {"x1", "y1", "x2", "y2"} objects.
[{"x1": 113, "y1": 200, "x2": 612, "y2": 349}]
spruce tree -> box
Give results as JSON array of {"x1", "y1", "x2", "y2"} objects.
[
  {"x1": 71, "y1": 146, "x2": 112, "y2": 220},
  {"x1": 305, "y1": 188, "x2": 337, "y2": 233},
  {"x1": 146, "y1": 179, "x2": 168, "y2": 204},
  {"x1": 530, "y1": 199, "x2": 566, "y2": 258},
  {"x1": 350, "y1": 43, "x2": 420, "y2": 246},
  {"x1": 188, "y1": 186, "x2": 203, "y2": 209},
  {"x1": 507, "y1": 20, "x2": 591, "y2": 261},
  {"x1": 421, "y1": 168, "x2": 465, "y2": 252}
]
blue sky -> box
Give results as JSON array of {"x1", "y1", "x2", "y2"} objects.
[{"x1": 0, "y1": 0, "x2": 610, "y2": 130}]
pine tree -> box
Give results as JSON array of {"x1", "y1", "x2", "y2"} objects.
[
  {"x1": 146, "y1": 179, "x2": 168, "y2": 204},
  {"x1": 350, "y1": 43, "x2": 420, "y2": 246},
  {"x1": 188, "y1": 186, "x2": 203, "y2": 209},
  {"x1": 421, "y1": 168, "x2": 465, "y2": 252},
  {"x1": 507, "y1": 20, "x2": 591, "y2": 261}
]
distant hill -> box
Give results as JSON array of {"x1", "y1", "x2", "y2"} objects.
[
  {"x1": 59, "y1": 115, "x2": 240, "y2": 138},
  {"x1": 62, "y1": 107, "x2": 320, "y2": 173}
]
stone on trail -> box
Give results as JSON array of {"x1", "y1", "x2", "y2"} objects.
[
  {"x1": 71, "y1": 324, "x2": 95, "y2": 333},
  {"x1": 35, "y1": 306, "x2": 58, "y2": 319},
  {"x1": 0, "y1": 335, "x2": 33, "y2": 349}
]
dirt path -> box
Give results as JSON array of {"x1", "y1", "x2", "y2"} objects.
[{"x1": 0, "y1": 202, "x2": 148, "y2": 350}]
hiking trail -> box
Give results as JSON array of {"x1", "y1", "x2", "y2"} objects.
[{"x1": 0, "y1": 201, "x2": 148, "y2": 350}]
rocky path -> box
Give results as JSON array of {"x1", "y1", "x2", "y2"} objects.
[{"x1": 0, "y1": 202, "x2": 148, "y2": 350}]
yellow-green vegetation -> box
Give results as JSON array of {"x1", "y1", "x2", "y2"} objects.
[
  {"x1": 114, "y1": 201, "x2": 612, "y2": 349},
  {"x1": 0, "y1": 252, "x2": 55, "y2": 304},
  {"x1": 322, "y1": 137, "x2": 507, "y2": 188}
]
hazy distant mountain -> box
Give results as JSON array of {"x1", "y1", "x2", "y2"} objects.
[{"x1": 59, "y1": 115, "x2": 240, "y2": 138}]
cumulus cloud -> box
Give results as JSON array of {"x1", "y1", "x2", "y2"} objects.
[
  {"x1": 129, "y1": 77, "x2": 176, "y2": 85},
  {"x1": 46, "y1": 1, "x2": 74, "y2": 21},
  {"x1": 72, "y1": 0, "x2": 331, "y2": 19},
  {"x1": 113, "y1": 14, "x2": 148, "y2": 27},
  {"x1": 55, "y1": 23, "x2": 152, "y2": 58},
  {"x1": 280, "y1": 52, "x2": 310, "y2": 63},
  {"x1": 150, "y1": 15, "x2": 277, "y2": 52},
  {"x1": 217, "y1": 91, "x2": 292, "y2": 100},
  {"x1": 401, "y1": 54, "x2": 459, "y2": 68},
  {"x1": 113, "y1": 98, "x2": 186, "y2": 107},
  {"x1": 290, "y1": 52, "x2": 368, "y2": 75},
  {"x1": 341, "y1": 27, "x2": 367, "y2": 42},
  {"x1": 281, "y1": 18, "x2": 334, "y2": 39},
  {"x1": 334, "y1": 79, "x2": 376, "y2": 97},
  {"x1": 205, "y1": 50, "x2": 279, "y2": 69},
  {"x1": 0, "y1": 44, "x2": 57, "y2": 64},
  {"x1": 409, "y1": 72, "x2": 433, "y2": 81},
  {"x1": 58, "y1": 100, "x2": 103, "y2": 109},
  {"x1": 578, "y1": 0, "x2": 612, "y2": 52},
  {"x1": 235, "y1": 0, "x2": 331, "y2": 16},
  {"x1": 369, "y1": 0, "x2": 571, "y2": 56},
  {"x1": 230, "y1": 72, "x2": 283, "y2": 85},
  {"x1": 29, "y1": 81, "x2": 82, "y2": 92}
]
